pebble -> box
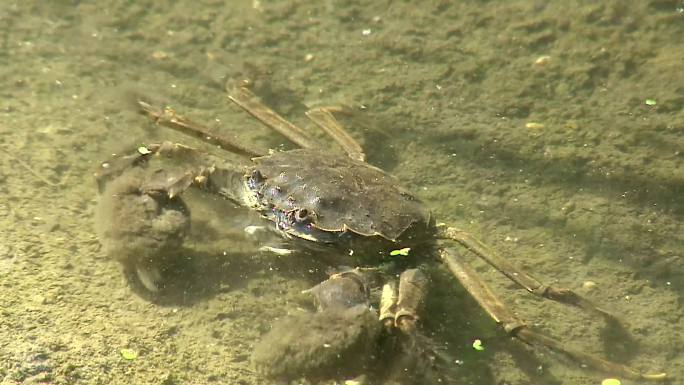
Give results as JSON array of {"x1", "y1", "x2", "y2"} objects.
[
  {"x1": 582, "y1": 281, "x2": 597, "y2": 291},
  {"x1": 534, "y1": 55, "x2": 551, "y2": 65},
  {"x1": 525, "y1": 122, "x2": 545, "y2": 129}
]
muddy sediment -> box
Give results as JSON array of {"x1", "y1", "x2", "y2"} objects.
[{"x1": 0, "y1": 1, "x2": 681, "y2": 385}]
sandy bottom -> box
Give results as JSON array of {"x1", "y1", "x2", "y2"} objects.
[{"x1": 0, "y1": 1, "x2": 681, "y2": 384}]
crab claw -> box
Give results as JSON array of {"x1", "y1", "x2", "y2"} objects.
[
  {"x1": 95, "y1": 168, "x2": 190, "y2": 292},
  {"x1": 252, "y1": 270, "x2": 380, "y2": 381}
]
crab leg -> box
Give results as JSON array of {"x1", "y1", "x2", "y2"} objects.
[
  {"x1": 97, "y1": 141, "x2": 249, "y2": 209},
  {"x1": 379, "y1": 281, "x2": 398, "y2": 330},
  {"x1": 438, "y1": 226, "x2": 616, "y2": 320},
  {"x1": 228, "y1": 86, "x2": 318, "y2": 149},
  {"x1": 394, "y1": 269, "x2": 428, "y2": 335},
  {"x1": 378, "y1": 269, "x2": 429, "y2": 335},
  {"x1": 137, "y1": 100, "x2": 262, "y2": 158},
  {"x1": 96, "y1": 142, "x2": 208, "y2": 197},
  {"x1": 438, "y1": 248, "x2": 667, "y2": 381},
  {"x1": 305, "y1": 106, "x2": 366, "y2": 162}
]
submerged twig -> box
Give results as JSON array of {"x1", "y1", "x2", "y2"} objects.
[{"x1": 0, "y1": 144, "x2": 64, "y2": 187}]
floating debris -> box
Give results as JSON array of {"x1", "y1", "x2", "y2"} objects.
[
  {"x1": 389, "y1": 247, "x2": 411, "y2": 257},
  {"x1": 525, "y1": 122, "x2": 545, "y2": 129},
  {"x1": 534, "y1": 55, "x2": 551, "y2": 66},
  {"x1": 644, "y1": 99, "x2": 657, "y2": 106},
  {"x1": 601, "y1": 378, "x2": 621, "y2": 385},
  {"x1": 137, "y1": 146, "x2": 152, "y2": 155},
  {"x1": 582, "y1": 280, "x2": 597, "y2": 291},
  {"x1": 472, "y1": 339, "x2": 484, "y2": 351},
  {"x1": 151, "y1": 50, "x2": 169, "y2": 60},
  {"x1": 120, "y1": 348, "x2": 138, "y2": 360}
]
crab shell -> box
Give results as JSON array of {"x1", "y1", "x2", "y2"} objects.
[{"x1": 246, "y1": 149, "x2": 432, "y2": 245}]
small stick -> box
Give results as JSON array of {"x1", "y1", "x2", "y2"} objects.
[{"x1": 0, "y1": 144, "x2": 62, "y2": 187}]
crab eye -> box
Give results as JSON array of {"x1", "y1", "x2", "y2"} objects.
[
  {"x1": 250, "y1": 169, "x2": 264, "y2": 183},
  {"x1": 247, "y1": 169, "x2": 266, "y2": 190},
  {"x1": 295, "y1": 208, "x2": 310, "y2": 222}
]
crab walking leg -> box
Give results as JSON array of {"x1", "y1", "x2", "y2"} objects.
[
  {"x1": 137, "y1": 100, "x2": 262, "y2": 158},
  {"x1": 97, "y1": 141, "x2": 249, "y2": 206},
  {"x1": 380, "y1": 281, "x2": 398, "y2": 330},
  {"x1": 438, "y1": 248, "x2": 667, "y2": 381},
  {"x1": 305, "y1": 106, "x2": 366, "y2": 162},
  {"x1": 228, "y1": 86, "x2": 318, "y2": 149},
  {"x1": 438, "y1": 226, "x2": 616, "y2": 320},
  {"x1": 395, "y1": 269, "x2": 429, "y2": 335},
  {"x1": 96, "y1": 142, "x2": 208, "y2": 197}
]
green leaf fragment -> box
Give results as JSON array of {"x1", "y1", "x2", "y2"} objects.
[
  {"x1": 472, "y1": 339, "x2": 484, "y2": 351},
  {"x1": 601, "y1": 379, "x2": 621, "y2": 385},
  {"x1": 120, "y1": 348, "x2": 138, "y2": 360},
  {"x1": 389, "y1": 247, "x2": 411, "y2": 256},
  {"x1": 137, "y1": 146, "x2": 152, "y2": 155},
  {"x1": 644, "y1": 99, "x2": 657, "y2": 106}
]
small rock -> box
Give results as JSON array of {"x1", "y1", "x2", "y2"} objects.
[
  {"x1": 32, "y1": 295, "x2": 47, "y2": 305},
  {"x1": 582, "y1": 281, "x2": 597, "y2": 291},
  {"x1": 534, "y1": 55, "x2": 551, "y2": 66},
  {"x1": 42, "y1": 219, "x2": 60, "y2": 232},
  {"x1": 151, "y1": 51, "x2": 169, "y2": 60},
  {"x1": 525, "y1": 122, "x2": 545, "y2": 129}
]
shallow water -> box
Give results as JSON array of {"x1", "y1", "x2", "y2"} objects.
[{"x1": 1, "y1": 1, "x2": 682, "y2": 384}]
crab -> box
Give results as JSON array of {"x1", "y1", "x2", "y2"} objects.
[{"x1": 94, "y1": 85, "x2": 667, "y2": 383}]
